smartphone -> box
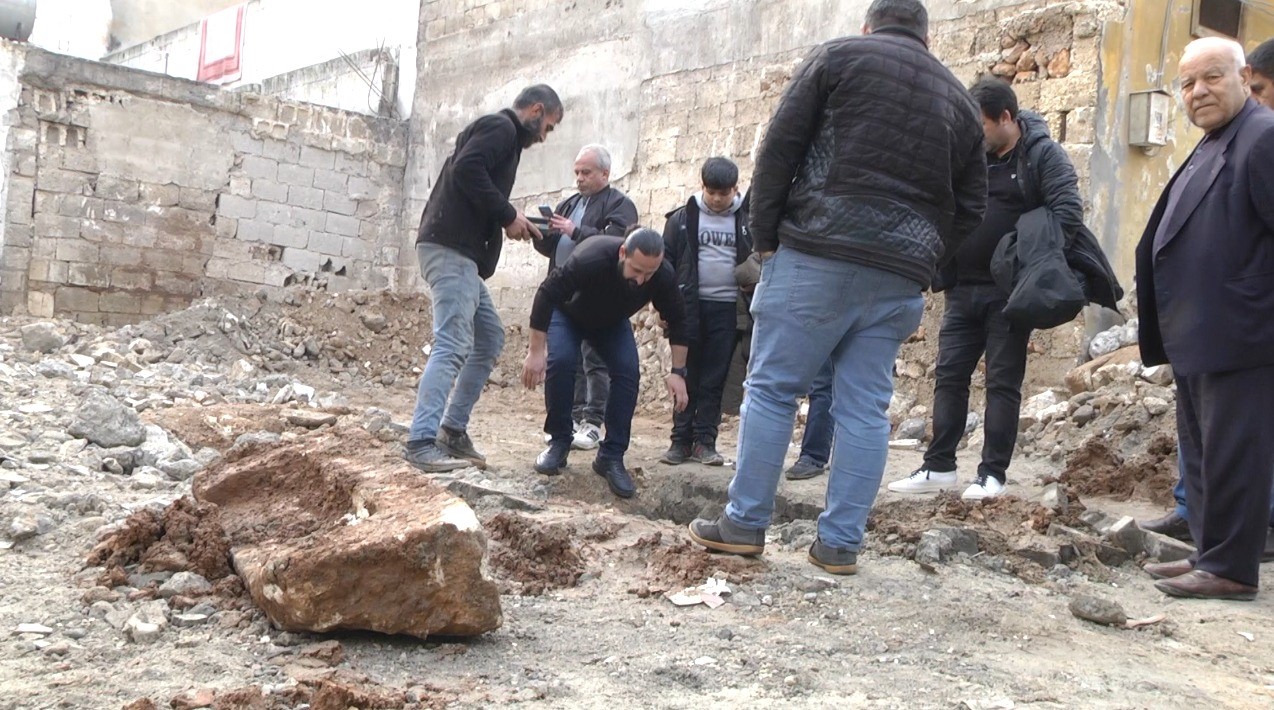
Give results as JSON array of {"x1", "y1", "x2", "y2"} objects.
[{"x1": 538, "y1": 205, "x2": 554, "y2": 220}]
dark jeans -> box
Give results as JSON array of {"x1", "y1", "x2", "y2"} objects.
[
  {"x1": 545, "y1": 310, "x2": 640, "y2": 461},
  {"x1": 571, "y1": 342, "x2": 609, "y2": 426},
  {"x1": 672, "y1": 300, "x2": 738, "y2": 446},
  {"x1": 923, "y1": 284, "x2": 1031, "y2": 482},
  {"x1": 799, "y1": 360, "x2": 835, "y2": 465}
]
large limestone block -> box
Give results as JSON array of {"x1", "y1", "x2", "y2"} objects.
[
  {"x1": 193, "y1": 431, "x2": 501, "y2": 637},
  {"x1": 1063, "y1": 346, "x2": 1141, "y2": 394}
]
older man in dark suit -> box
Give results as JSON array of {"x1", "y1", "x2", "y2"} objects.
[{"x1": 1138, "y1": 37, "x2": 1274, "y2": 601}]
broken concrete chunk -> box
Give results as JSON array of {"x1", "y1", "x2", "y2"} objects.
[
  {"x1": 20, "y1": 323, "x2": 66, "y2": 354},
  {"x1": 285, "y1": 410, "x2": 338, "y2": 429},
  {"x1": 1069, "y1": 595, "x2": 1127, "y2": 627},
  {"x1": 193, "y1": 430, "x2": 501, "y2": 638},
  {"x1": 68, "y1": 390, "x2": 146, "y2": 448}
]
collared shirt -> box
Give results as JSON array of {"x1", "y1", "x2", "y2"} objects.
[
  {"x1": 1152, "y1": 113, "x2": 1244, "y2": 252},
  {"x1": 554, "y1": 196, "x2": 589, "y2": 266}
]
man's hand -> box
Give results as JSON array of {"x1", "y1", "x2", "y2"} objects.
[
  {"x1": 521, "y1": 349, "x2": 547, "y2": 389},
  {"x1": 665, "y1": 373, "x2": 688, "y2": 412},
  {"x1": 758, "y1": 250, "x2": 775, "y2": 260},
  {"x1": 506, "y1": 213, "x2": 537, "y2": 242},
  {"x1": 549, "y1": 214, "x2": 576, "y2": 238}
]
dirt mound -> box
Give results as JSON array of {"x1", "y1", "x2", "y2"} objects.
[
  {"x1": 88, "y1": 496, "x2": 233, "y2": 582},
  {"x1": 145, "y1": 403, "x2": 290, "y2": 451},
  {"x1": 126, "y1": 670, "x2": 444, "y2": 710},
  {"x1": 485, "y1": 512, "x2": 586, "y2": 596},
  {"x1": 627, "y1": 531, "x2": 764, "y2": 597},
  {"x1": 1056, "y1": 434, "x2": 1176, "y2": 506}
]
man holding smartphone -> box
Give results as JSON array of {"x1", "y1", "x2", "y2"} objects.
[
  {"x1": 532, "y1": 145, "x2": 639, "y2": 451},
  {"x1": 404, "y1": 85, "x2": 563, "y2": 473}
]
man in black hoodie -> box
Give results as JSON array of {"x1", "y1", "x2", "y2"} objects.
[
  {"x1": 404, "y1": 85, "x2": 563, "y2": 473},
  {"x1": 659, "y1": 157, "x2": 752, "y2": 466},
  {"x1": 889, "y1": 78, "x2": 1082, "y2": 501}
]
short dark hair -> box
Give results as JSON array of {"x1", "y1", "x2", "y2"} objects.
[
  {"x1": 1249, "y1": 38, "x2": 1274, "y2": 78},
  {"x1": 700, "y1": 157, "x2": 739, "y2": 190},
  {"x1": 624, "y1": 227, "x2": 664, "y2": 257},
  {"x1": 513, "y1": 84, "x2": 563, "y2": 117},
  {"x1": 969, "y1": 77, "x2": 1019, "y2": 121},
  {"x1": 865, "y1": 0, "x2": 928, "y2": 37}
]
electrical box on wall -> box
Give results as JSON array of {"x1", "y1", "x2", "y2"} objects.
[{"x1": 1129, "y1": 90, "x2": 1171, "y2": 148}]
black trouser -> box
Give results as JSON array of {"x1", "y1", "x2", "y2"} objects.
[
  {"x1": 923, "y1": 284, "x2": 1031, "y2": 482},
  {"x1": 1177, "y1": 364, "x2": 1274, "y2": 587},
  {"x1": 672, "y1": 300, "x2": 738, "y2": 446}
]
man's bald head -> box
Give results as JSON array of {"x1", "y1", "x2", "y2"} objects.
[{"x1": 1178, "y1": 36, "x2": 1252, "y2": 133}]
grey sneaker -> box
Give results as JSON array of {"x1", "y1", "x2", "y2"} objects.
[
  {"x1": 808, "y1": 537, "x2": 857, "y2": 575},
  {"x1": 437, "y1": 426, "x2": 486, "y2": 468},
  {"x1": 691, "y1": 443, "x2": 725, "y2": 466},
  {"x1": 660, "y1": 442, "x2": 692, "y2": 465},
  {"x1": 687, "y1": 515, "x2": 765, "y2": 556},
  {"x1": 784, "y1": 456, "x2": 826, "y2": 480},
  {"x1": 404, "y1": 440, "x2": 467, "y2": 473}
]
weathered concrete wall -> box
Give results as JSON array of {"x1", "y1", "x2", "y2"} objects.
[
  {"x1": 251, "y1": 49, "x2": 400, "y2": 118},
  {"x1": 109, "y1": 0, "x2": 240, "y2": 51},
  {"x1": 103, "y1": 0, "x2": 420, "y2": 118},
  {"x1": 404, "y1": 0, "x2": 1111, "y2": 323},
  {"x1": 0, "y1": 44, "x2": 408, "y2": 326},
  {"x1": 1091, "y1": 0, "x2": 1274, "y2": 282}
]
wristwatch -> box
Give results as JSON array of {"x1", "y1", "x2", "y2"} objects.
[{"x1": 670, "y1": 366, "x2": 688, "y2": 378}]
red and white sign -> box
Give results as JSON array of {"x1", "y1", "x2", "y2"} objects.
[{"x1": 197, "y1": 4, "x2": 246, "y2": 83}]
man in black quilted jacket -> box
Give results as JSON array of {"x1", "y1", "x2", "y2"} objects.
[
  {"x1": 889, "y1": 78, "x2": 1082, "y2": 502},
  {"x1": 689, "y1": 0, "x2": 987, "y2": 575}
]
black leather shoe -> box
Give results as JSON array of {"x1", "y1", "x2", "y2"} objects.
[
  {"x1": 592, "y1": 457, "x2": 636, "y2": 498},
  {"x1": 1139, "y1": 512, "x2": 1192, "y2": 542},
  {"x1": 534, "y1": 442, "x2": 570, "y2": 475}
]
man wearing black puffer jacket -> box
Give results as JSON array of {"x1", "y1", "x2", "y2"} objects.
[
  {"x1": 890, "y1": 78, "x2": 1083, "y2": 502},
  {"x1": 689, "y1": 0, "x2": 987, "y2": 575}
]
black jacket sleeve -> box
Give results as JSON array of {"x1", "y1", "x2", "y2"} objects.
[
  {"x1": 451, "y1": 117, "x2": 518, "y2": 229},
  {"x1": 576, "y1": 191, "x2": 639, "y2": 240},
  {"x1": 748, "y1": 45, "x2": 832, "y2": 253},
  {"x1": 948, "y1": 136, "x2": 989, "y2": 259},
  {"x1": 529, "y1": 256, "x2": 584, "y2": 332},
  {"x1": 1036, "y1": 141, "x2": 1084, "y2": 243},
  {"x1": 662, "y1": 208, "x2": 687, "y2": 270},
  {"x1": 650, "y1": 269, "x2": 689, "y2": 346},
  {"x1": 1248, "y1": 125, "x2": 1274, "y2": 233}
]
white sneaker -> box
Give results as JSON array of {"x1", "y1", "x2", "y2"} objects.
[
  {"x1": 572, "y1": 422, "x2": 602, "y2": 450},
  {"x1": 887, "y1": 467, "x2": 958, "y2": 493},
  {"x1": 546, "y1": 421, "x2": 581, "y2": 444},
  {"x1": 961, "y1": 475, "x2": 1005, "y2": 501}
]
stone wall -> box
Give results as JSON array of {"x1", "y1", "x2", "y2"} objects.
[
  {"x1": 0, "y1": 44, "x2": 408, "y2": 325},
  {"x1": 251, "y1": 49, "x2": 400, "y2": 119},
  {"x1": 406, "y1": 0, "x2": 1113, "y2": 324}
]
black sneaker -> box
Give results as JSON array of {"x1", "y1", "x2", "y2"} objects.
[
  {"x1": 660, "y1": 442, "x2": 692, "y2": 465},
  {"x1": 437, "y1": 426, "x2": 486, "y2": 468},
  {"x1": 808, "y1": 537, "x2": 858, "y2": 575},
  {"x1": 692, "y1": 443, "x2": 725, "y2": 466},
  {"x1": 687, "y1": 515, "x2": 764, "y2": 556},
  {"x1": 784, "y1": 456, "x2": 826, "y2": 480},
  {"x1": 592, "y1": 457, "x2": 636, "y2": 498},
  {"x1": 403, "y1": 440, "x2": 467, "y2": 473}
]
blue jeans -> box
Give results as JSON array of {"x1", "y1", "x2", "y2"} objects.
[
  {"x1": 545, "y1": 310, "x2": 640, "y2": 461},
  {"x1": 726, "y1": 247, "x2": 924, "y2": 550},
  {"x1": 798, "y1": 360, "x2": 835, "y2": 466},
  {"x1": 408, "y1": 243, "x2": 505, "y2": 442},
  {"x1": 1173, "y1": 454, "x2": 1274, "y2": 527}
]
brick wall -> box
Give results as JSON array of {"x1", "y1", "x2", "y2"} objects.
[{"x1": 0, "y1": 45, "x2": 407, "y2": 325}]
